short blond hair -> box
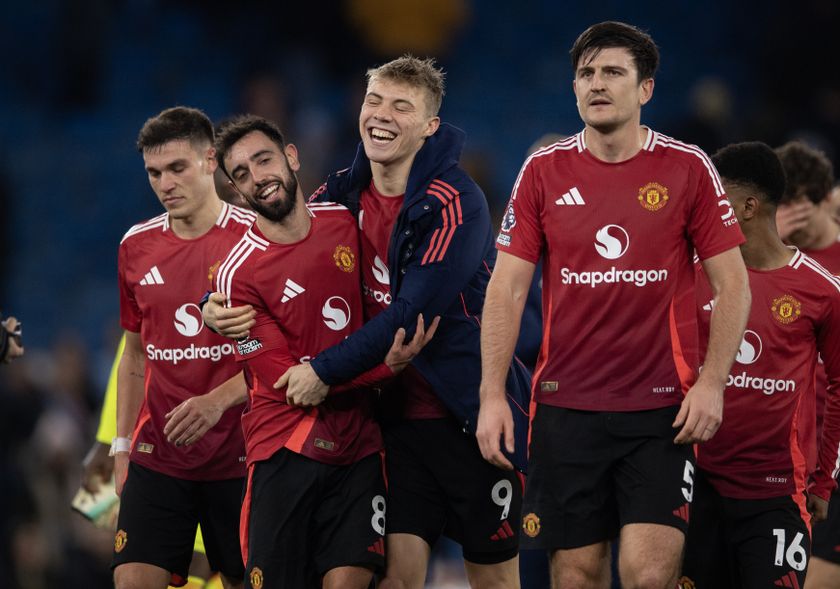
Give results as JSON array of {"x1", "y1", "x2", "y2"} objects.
[{"x1": 366, "y1": 55, "x2": 446, "y2": 116}]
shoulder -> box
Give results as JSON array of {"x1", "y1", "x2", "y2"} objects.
[
  {"x1": 217, "y1": 228, "x2": 269, "y2": 286},
  {"x1": 650, "y1": 132, "x2": 724, "y2": 195},
  {"x1": 218, "y1": 202, "x2": 257, "y2": 233},
  {"x1": 520, "y1": 134, "x2": 581, "y2": 172},
  {"x1": 307, "y1": 201, "x2": 354, "y2": 221},
  {"x1": 793, "y1": 251, "x2": 840, "y2": 297},
  {"x1": 120, "y1": 213, "x2": 168, "y2": 245}
]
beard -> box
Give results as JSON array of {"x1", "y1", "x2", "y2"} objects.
[{"x1": 247, "y1": 173, "x2": 299, "y2": 223}]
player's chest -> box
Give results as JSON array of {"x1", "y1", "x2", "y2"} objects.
[
  {"x1": 129, "y1": 243, "x2": 225, "y2": 310},
  {"x1": 259, "y1": 240, "x2": 362, "y2": 336},
  {"x1": 537, "y1": 169, "x2": 690, "y2": 253}
]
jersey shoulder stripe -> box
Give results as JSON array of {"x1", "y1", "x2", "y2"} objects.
[
  {"x1": 654, "y1": 134, "x2": 725, "y2": 197},
  {"x1": 797, "y1": 254, "x2": 840, "y2": 294},
  {"x1": 120, "y1": 213, "x2": 168, "y2": 244},
  {"x1": 216, "y1": 230, "x2": 267, "y2": 302},
  {"x1": 510, "y1": 136, "x2": 578, "y2": 201},
  {"x1": 223, "y1": 203, "x2": 257, "y2": 228}
]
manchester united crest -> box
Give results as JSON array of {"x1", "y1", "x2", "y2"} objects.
[
  {"x1": 522, "y1": 513, "x2": 541, "y2": 538},
  {"x1": 114, "y1": 529, "x2": 128, "y2": 553},
  {"x1": 333, "y1": 245, "x2": 355, "y2": 273},
  {"x1": 638, "y1": 182, "x2": 669, "y2": 211},
  {"x1": 249, "y1": 567, "x2": 264, "y2": 589},
  {"x1": 771, "y1": 294, "x2": 802, "y2": 325}
]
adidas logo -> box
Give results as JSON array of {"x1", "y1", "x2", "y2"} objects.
[
  {"x1": 773, "y1": 571, "x2": 801, "y2": 588},
  {"x1": 702, "y1": 300, "x2": 715, "y2": 312},
  {"x1": 366, "y1": 538, "x2": 384, "y2": 556},
  {"x1": 281, "y1": 278, "x2": 305, "y2": 303},
  {"x1": 672, "y1": 503, "x2": 690, "y2": 523},
  {"x1": 555, "y1": 187, "x2": 585, "y2": 206},
  {"x1": 139, "y1": 266, "x2": 165, "y2": 286},
  {"x1": 490, "y1": 520, "x2": 515, "y2": 541}
]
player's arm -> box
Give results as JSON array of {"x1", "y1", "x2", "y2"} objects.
[
  {"x1": 808, "y1": 292, "x2": 840, "y2": 520},
  {"x1": 290, "y1": 188, "x2": 492, "y2": 393},
  {"x1": 115, "y1": 330, "x2": 145, "y2": 495},
  {"x1": 477, "y1": 251, "x2": 536, "y2": 470},
  {"x1": 201, "y1": 292, "x2": 255, "y2": 339},
  {"x1": 674, "y1": 247, "x2": 750, "y2": 443},
  {"x1": 163, "y1": 370, "x2": 248, "y2": 447},
  {"x1": 281, "y1": 313, "x2": 440, "y2": 407},
  {"x1": 81, "y1": 334, "x2": 125, "y2": 493}
]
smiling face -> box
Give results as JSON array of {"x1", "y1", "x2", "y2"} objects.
[
  {"x1": 143, "y1": 139, "x2": 217, "y2": 220},
  {"x1": 573, "y1": 46, "x2": 654, "y2": 134},
  {"x1": 359, "y1": 78, "x2": 440, "y2": 170},
  {"x1": 223, "y1": 130, "x2": 300, "y2": 223}
]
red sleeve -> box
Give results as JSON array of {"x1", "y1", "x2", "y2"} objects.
[
  {"x1": 495, "y1": 157, "x2": 544, "y2": 263},
  {"x1": 331, "y1": 363, "x2": 395, "y2": 394},
  {"x1": 686, "y1": 154, "x2": 745, "y2": 260},
  {"x1": 810, "y1": 289, "x2": 840, "y2": 500},
  {"x1": 118, "y1": 242, "x2": 141, "y2": 332}
]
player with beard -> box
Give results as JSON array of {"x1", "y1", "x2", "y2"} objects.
[
  {"x1": 684, "y1": 141, "x2": 840, "y2": 589},
  {"x1": 211, "y1": 115, "x2": 436, "y2": 589},
  {"x1": 113, "y1": 107, "x2": 253, "y2": 589},
  {"x1": 478, "y1": 22, "x2": 750, "y2": 589},
  {"x1": 204, "y1": 57, "x2": 532, "y2": 589}
]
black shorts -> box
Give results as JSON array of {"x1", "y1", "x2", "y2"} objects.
[
  {"x1": 522, "y1": 404, "x2": 694, "y2": 550},
  {"x1": 384, "y1": 418, "x2": 522, "y2": 564},
  {"x1": 681, "y1": 472, "x2": 811, "y2": 589},
  {"x1": 241, "y1": 449, "x2": 385, "y2": 589},
  {"x1": 811, "y1": 486, "x2": 840, "y2": 565},
  {"x1": 112, "y1": 462, "x2": 245, "y2": 586}
]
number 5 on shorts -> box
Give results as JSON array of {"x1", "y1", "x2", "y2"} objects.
[{"x1": 681, "y1": 460, "x2": 694, "y2": 503}]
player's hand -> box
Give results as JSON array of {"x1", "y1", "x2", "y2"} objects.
[
  {"x1": 384, "y1": 314, "x2": 440, "y2": 374},
  {"x1": 807, "y1": 493, "x2": 829, "y2": 522},
  {"x1": 673, "y1": 380, "x2": 724, "y2": 444},
  {"x1": 114, "y1": 452, "x2": 130, "y2": 497},
  {"x1": 164, "y1": 395, "x2": 224, "y2": 447},
  {"x1": 775, "y1": 200, "x2": 814, "y2": 240},
  {"x1": 2, "y1": 316, "x2": 24, "y2": 363},
  {"x1": 202, "y1": 292, "x2": 255, "y2": 339},
  {"x1": 81, "y1": 441, "x2": 113, "y2": 493},
  {"x1": 476, "y1": 395, "x2": 515, "y2": 471},
  {"x1": 276, "y1": 363, "x2": 329, "y2": 408}
]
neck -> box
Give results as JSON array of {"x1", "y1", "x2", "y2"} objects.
[
  {"x1": 788, "y1": 213, "x2": 839, "y2": 250},
  {"x1": 256, "y1": 192, "x2": 311, "y2": 244},
  {"x1": 169, "y1": 195, "x2": 222, "y2": 239},
  {"x1": 585, "y1": 122, "x2": 646, "y2": 163},
  {"x1": 370, "y1": 154, "x2": 416, "y2": 196},
  {"x1": 740, "y1": 218, "x2": 795, "y2": 270}
]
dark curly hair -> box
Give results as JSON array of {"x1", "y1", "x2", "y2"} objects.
[
  {"x1": 775, "y1": 141, "x2": 834, "y2": 204},
  {"x1": 712, "y1": 142, "x2": 787, "y2": 206},
  {"x1": 570, "y1": 21, "x2": 659, "y2": 82},
  {"x1": 214, "y1": 115, "x2": 286, "y2": 175}
]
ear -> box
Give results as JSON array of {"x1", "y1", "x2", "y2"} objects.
[
  {"x1": 205, "y1": 146, "x2": 218, "y2": 174},
  {"x1": 424, "y1": 116, "x2": 441, "y2": 138},
  {"x1": 742, "y1": 195, "x2": 759, "y2": 221},
  {"x1": 284, "y1": 143, "x2": 301, "y2": 172},
  {"x1": 638, "y1": 78, "x2": 655, "y2": 106}
]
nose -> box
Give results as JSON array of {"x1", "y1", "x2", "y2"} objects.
[
  {"x1": 159, "y1": 171, "x2": 177, "y2": 193},
  {"x1": 591, "y1": 71, "x2": 607, "y2": 90},
  {"x1": 252, "y1": 164, "x2": 271, "y2": 185},
  {"x1": 372, "y1": 103, "x2": 392, "y2": 122}
]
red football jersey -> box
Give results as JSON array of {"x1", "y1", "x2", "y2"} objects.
[
  {"x1": 216, "y1": 203, "x2": 383, "y2": 467},
  {"x1": 359, "y1": 182, "x2": 449, "y2": 420},
  {"x1": 695, "y1": 250, "x2": 840, "y2": 500},
  {"x1": 797, "y1": 236, "x2": 840, "y2": 473},
  {"x1": 497, "y1": 129, "x2": 745, "y2": 411},
  {"x1": 118, "y1": 202, "x2": 254, "y2": 480}
]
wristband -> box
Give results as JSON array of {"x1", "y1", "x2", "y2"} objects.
[{"x1": 109, "y1": 437, "x2": 132, "y2": 456}]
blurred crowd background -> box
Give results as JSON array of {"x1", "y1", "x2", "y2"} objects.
[{"x1": 1, "y1": 1, "x2": 838, "y2": 587}]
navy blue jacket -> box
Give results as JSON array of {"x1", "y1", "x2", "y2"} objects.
[{"x1": 309, "y1": 123, "x2": 532, "y2": 472}]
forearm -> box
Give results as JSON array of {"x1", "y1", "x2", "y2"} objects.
[
  {"x1": 116, "y1": 351, "x2": 145, "y2": 440},
  {"x1": 204, "y1": 371, "x2": 248, "y2": 409},
  {"x1": 699, "y1": 279, "x2": 750, "y2": 387},
  {"x1": 331, "y1": 363, "x2": 394, "y2": 394},
  {"x1": 480, "y1": 275, "x2": 528, "y2": 402}
]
